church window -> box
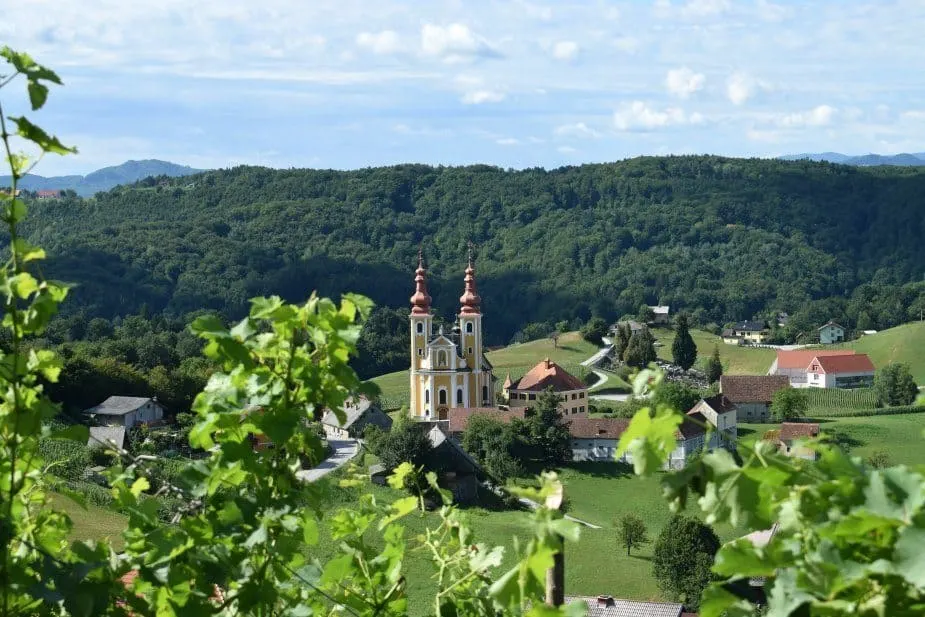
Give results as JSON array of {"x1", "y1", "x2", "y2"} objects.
[
  {"x1": 482, "y1": 385, "x2": 488, "y2": 402},
  {"x1": 468, "y1": 347, "x2": 472, "y2": 355},
  {"x1": 416, "y1": 322, "x2": 423, "y2": 334},
  {"x1": 425, "y1": 390, "x2": 430, "y2": 404},
  {"x1": 456, "y1": 389, "x2": 463, "y2": 405},
  {"x1": 438, "y1": 350, "x2": 447, "y2": 367},
  {"x1": 439, "y1": 389, "x2": 447, "y2": 405},
  {"x1": 465, "y1": 322, "x2": 473, "y2": 333},
  {"x1": 417, "y1": 349, "x2": 423, "y2": 356}
]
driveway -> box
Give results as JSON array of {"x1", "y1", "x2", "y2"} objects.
[{"x1": 296, "y1": 439, "x2": 359, "y2": 483}]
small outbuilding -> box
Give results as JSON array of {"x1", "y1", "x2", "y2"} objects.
[{"x1": 83, "y1": 396, "x2": 164, "y2": 430}]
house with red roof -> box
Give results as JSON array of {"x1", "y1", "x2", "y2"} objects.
[
  {"x1": 768, "y1": 349, "x2": 857, "y2": 387},
  {"x1": 503, "y1": 358, "x2": 589, "y2": 416},
  {"x1": 806, "y1": 353, "x2": 875, "y2": 389},
  {"x1": 568, "y1": 417, "x2": 630, "y2": 462}
]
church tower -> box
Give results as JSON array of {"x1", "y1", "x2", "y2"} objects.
[
  {"x1": 409, "y1": 249, "x2": 432, "y2": 417},
  {"x1": 458, "y1": 245, "x2": 490, "y2": 406}
]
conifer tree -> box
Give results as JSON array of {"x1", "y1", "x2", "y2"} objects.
[
  {"x1": 671, "y1": 313, "x2": 697, "y2": 370},
  {"x1": 706, "y1": 345, "x2": 723, "y2": 384}
]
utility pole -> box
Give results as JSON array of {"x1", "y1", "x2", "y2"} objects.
[{"x1": 545, "y1": 484, "x2": 565, "y2": 607}]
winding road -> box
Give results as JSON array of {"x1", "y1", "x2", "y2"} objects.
[{"x1": 296, "y1": 438, "x2": 359, "y2": 483}]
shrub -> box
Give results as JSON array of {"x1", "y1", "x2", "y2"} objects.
[{"x1": 39, "y1": 438, "x2": 91, "y2": 482}]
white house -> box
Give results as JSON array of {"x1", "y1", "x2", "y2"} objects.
[
  {"x1": 666, "y1": 395, "x2": 737, "y2": 469},
  {"x1": 818, "y1": 321, "x2": 846, "y2": 344},
  {"x1": 568, "y1": 417, "x2": 631, "y2": 462},
  {"x1": 806, "y1": 354, "x2": 875, "y2": 388},
  {"x1": 768, "y1": 349, "x2": 857, "y2": 387},
  {"x1": 83, "y1": 396, "x2": 164, "y2": 429},
  {"x1": 649, "y1": 305, "x2": 670, "y2": 325},
  {"x1": 320, "y1": 397, "x2": 392, "y2": 440}
]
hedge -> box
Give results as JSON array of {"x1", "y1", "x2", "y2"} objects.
[{"x1": 811, "y1": 405, "x2": 924, "y2": 418}]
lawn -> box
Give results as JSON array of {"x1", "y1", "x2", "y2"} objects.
[
  {"x1": 652, "y1": 328, "x2": 775, "y2": 375},
  {"x1": 47, "y1": 492, "x2": 127, "y2": 550},
  {"x1": 849, "y1": 322, "x2": 925, "y2": 383},
  {"x1": 371, "y1": 332, "x2": 600, "y2": 410},
  {"x1": 741, "y1": 412, "x2": 925, "y2": 466}
]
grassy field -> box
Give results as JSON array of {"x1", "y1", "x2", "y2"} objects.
[
  {"x1": 47, "y1": 492, "x2": 127, "y2": 550},
  {"x1": 803, "y1": 387, "x2": 879, "y2": 416},
  {"x1": 741, "y1": 412, "x2": 925, "y2": 466},
  {"x1": 848, "y1": 322, "x2": 925, "y2": 382},
  {"x1": 371, "y1": 332, "x2": 599, "y2": 410},
  {"x1": 652, "y1": 328, "x2": 775, "y2": 375}
]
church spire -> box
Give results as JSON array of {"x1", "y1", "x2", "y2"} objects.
[
  {"x1": 410, "y1": 247, "x2": 432, "y2": 315},
  {"x1": 459, "y1": 242, "x2": 481, "y2": 315}
]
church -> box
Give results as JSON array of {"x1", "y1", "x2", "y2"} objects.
[{"x1": 408, "y1": 249, "x2": 496, "y2": 419}]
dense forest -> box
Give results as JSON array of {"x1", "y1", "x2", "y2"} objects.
[{"x1": 15, "y1": 156, "x2": 925, "y2": 358}]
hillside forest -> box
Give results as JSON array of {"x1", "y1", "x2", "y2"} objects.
[{"x1": 12, "y1": 156, "x2": 925, "y2": 383}]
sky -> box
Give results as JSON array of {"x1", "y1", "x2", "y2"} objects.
[{"x1": 2, "y1": 0, "x2": 925, "y2": 176}]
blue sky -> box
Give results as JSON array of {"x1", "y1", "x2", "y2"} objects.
[{"x1": 3, "y1": 0, "x2": 924, "y2": 175}]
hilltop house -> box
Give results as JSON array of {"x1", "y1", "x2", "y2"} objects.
[
  {"x1": 806, "y1": 354, "x2": 875, "y2": 388},
  {"x1": 568, "y1": 417, "x2": 631, "y2": 462},
  {"x1": 764, "y1": 422, "x2": 821, "y2": 460},
  {"x1": 720, "y1": 375, "x2": 790, "y2": 422},
  {"x1": 818, "y1": 321, "x2": 846, "y2": 344},
  {"x1": 504, "y1": 358, "x2": 589, "y2": 416},
  {"x1": 83, "y1": 396, "x2": 164, "y2": 429},
  {"x1": 565, "y1": 595, "x2": 687, "y2": 617},
  {"x1": 649, "y1": 305, "x2": 670, "y2": 325},
  {"x1": 320, "y1": 397, "x2": 392, "y2": 439},
  {"x1": 36, "y1": 189, "x2": 61, "y2": 199},
  {"x1": 722, "y1": 320, "x2": 769, "y2": 345},
  {"x1": 768, "y1": 349, "x2": 857, "y2": 387}
]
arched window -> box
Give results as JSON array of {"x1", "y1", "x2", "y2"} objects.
[
  {"x1": 438, "y1": 350, "x2": 448, "y2": 367},
  {"x1": 439, "y1": 389, "x2": 447, "y2": 405},
  {"x1": 465, "y1": 322, "x2": 473, "y2": 333},
  {"x1": 482, "y1": 385, "x2": 488, "y2": 403},
  {"x1": 416, "y1": 322, "x2": 423, "y2": 334},
  {"x1": 425, "y1": 390, "x2": 430, "y2": 404},
  {"x1": 456, "y1": 388, "x2": 463, "y2": 405}
]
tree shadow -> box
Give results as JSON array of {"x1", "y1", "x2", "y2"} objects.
[
  {"x1": 556, "y1": 461, "x2": 635, "y2": 479},
  {"x1": 628, "y1": 554, "x2": 653, "y2": 562}
]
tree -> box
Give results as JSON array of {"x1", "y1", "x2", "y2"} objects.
[
  {"x1": 613, "y1": 323, "x2": 631, "y2": 361},
  {"x1": 555, "y1": 320, "x2": 569, "y2": 333},
  {"x1": 580, "y1": 316, "x2": 608, "y2": 346},
  {"x1": 706, "y1": 345, "x2": 723, "y2": 384},
  {"x1": 653, "y1": 381, "x2": 702, "y2": 414},
  {"x1": 616, "y1": 513, "x2": 649, "y2": 556},
  {"x1": 374, "y1": 412, "x2": 434, "y2": 471},
  {"x1": 867, "y1": 450, "x2": 891, "y2": 469},
  {"x1": 550, "y1": 330, "x2": 560, "y2": 349},
  {"x1": 874, "y1": 363, "x2": 919, "y2": 407},
  {"x1": 671, "y1": 313, "x2": 697, "y2": 370},
  {"x1": 770, "y1": 387, "x2": 808, "y2": 421},
  {"x1": 463, "y1": 415, "x2": 525, "y2": 480},
  {"x1": 624, "y1": 327, "x2": 657, "y2": 369},
  {"x1": 517, "y1": 388, "x2": 572, "y2": 467},
  {"x1": 652, "y1": 515, "x2": 720, "y2": 609},
  {"x1": 638, "y1": 304, "x2": 656, "y2": 324}
]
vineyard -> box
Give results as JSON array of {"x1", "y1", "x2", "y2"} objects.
[{"x1": 805, "y1": 387, "x2": 879, "y2": 416}]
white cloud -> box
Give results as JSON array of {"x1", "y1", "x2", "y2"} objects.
[
  {"x1": 656, "y1": 0, "x2": 730, "y2": 18},
  {"x1": 356, "y1": 30, "x2": 401, "y2": 55},
  {"x1": 900, "y1": 110, "x2": 925, "y2": 120},
  {"x1": 462, "y1": 90, "x2": 505, "y2": 105},
  {"x1": 612, "y1": 36, "x2": 640, "y2": 53},
  {"x1": 613, "y1": 101, "x2": 703, "y2": 130},
  {"x1": 496, "y1": 137, "x2": 519, "y2": 145},
  {"x1": 755, "y1": 0, "x2": 791, "y2": 22},
  {"x1": 554, "y1": 122, "x2": 601, "y2": 139},
  {"x1": 665, "y1": 67, "x2": 705, "y2": 99},
  {"x1": 726, "y1": 73, "x2": 753, "y2": 105},
  {"x1": 777, "y1": 105, "x2": 837, "y2": 128},
  {"x1": 557, "y1": 146, "x2": 578, "y2": 155},
  {"x1": 515, "y1": 0, "x2": 552, "y2": 21},
  {"x1": 421, "y1": 23, "x2": 498, "y2": 62},
  {"x1": 551, "y1": 41, "x2": 580, "y2": 62}
]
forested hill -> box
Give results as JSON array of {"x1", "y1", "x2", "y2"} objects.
[{"x1": 18, "y1": 156, "x2": 925, "y2": 344}]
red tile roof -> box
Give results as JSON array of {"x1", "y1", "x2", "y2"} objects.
[
  {"x1": 779, "y1": 422, "x2": 820, "y2": 440},
  {"x1": 511, "y1": 358, "x2": 586, "y2": 392},
  {"x1": 567, "y1": 417, "x2": 629, "y2": 439},
  {"x1": 775, "y1": 349, "x2": 855, "y2": 370},
  {"x1": 447, "y1": 407, "x2": 525, "y2": 434},
  {"x1": 809, "y1": 354, "x2": 875, "y2": 374},
  {"x1": 720, "y1": 375, "x2": 790, "y2": 404}
]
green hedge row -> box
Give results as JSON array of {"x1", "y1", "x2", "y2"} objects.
[{"x1": 811, "y1": 405, "x2": 924, "y2": 418}]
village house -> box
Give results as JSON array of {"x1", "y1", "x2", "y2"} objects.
[
  {"x1": 609, "y1": 319, "x2": 644, "y2": 336},
  {"x1": 688, "y1": 394, "x2": 737, "y2": 447},
  {"x1": 87, "y1": 425, "x2": 127, "y2": 450},
  {"x1": 565, "y1": 595, "x2": 689, "y2": 617},
  {"x1": 768, "y1": 349, "x2": 857, "y2": 386},
  {"x1": 719, "y1": 375, "x2": 790, "y2": 422},
  {"x1": 36, "y1": 189, "x2": 61, "y2": 199},
  {"x1": 320, "y1": 397, "x2": 392, "y2": 440},
  {"x1": 806, "y1": 353, "x2": 875, "y2": 388},
  {"x1": 504, "y1": 358, "x2": 589, "y2": 416},
  {"x1": 83, "y1": 396, "x2": 164, "y2": 430},
  {"x1": 666, "y1": 396, "x2": 737, "y2": 469},
  {"x1": 568, "y1": 417, "x2": 630, "y2": 462},
  {"x1": 818, "y1": 320, "x2": 846, "y2": 344},
  {"x1": 423, "y1": 423, "x2": 486, "y2": 503},
  {"x1": 721, "y1": 320, "x2": 769, "y2": 345},
  {"x1": 764, "y1": 422, "x2": 821, "y2": 460},
  {"x1": 444, "y1": 407, "x2": 525, "y2": 440},
  {"x1": 649, "y1": 305, "x2": 670, "y2": 325}
]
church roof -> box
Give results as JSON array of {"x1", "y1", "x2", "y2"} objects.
[
  {"x1": 510, "y1": 358, "x2": 586, "y2": 392},
  {"x1": 427, "y1": 334, "x2": 456, "y2": 348},
  {"x1": 502, "y1": 373, "x2": 512, "y2": 389}
]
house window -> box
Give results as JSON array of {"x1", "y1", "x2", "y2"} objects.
[
  {"x1": 579, "y1": 392, "x2": 585, "y2": 399},
  {"x1": 528, "y1": 394, "x2": 536, "y2": 401},
  {"x1": 465, "y1": 322, "x2": 473, "y2": 333},
  {"x1": 439, "y1": 390, "x2": 447, "y2": 405},
  {"x1": 417, "y1": 349, "x2": 423, "y2": 356},
  {"x1": 482, "y1": 385, "x2": 488, "y2": 402},
  {"x1": 580, "y1": 406, "x2": 585, "y2": 413},
  {"x1": 571, "y1": 393, "x2": 577, "y2": 400},
  {"x1": 438, "y1": 350, "x2": 447, "y2": 367},
  {"x1": 456, "y1": 388, "x2": 463, "y2": 405},
  {"x1": 416, "y1": 322, "x2": 424, "y2": 334}
]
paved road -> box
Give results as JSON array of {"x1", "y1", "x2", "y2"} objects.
[
  {"x1": 296, "y1": 439, "x2": 359, "y2": 483},
  {"x1": 517, "y1": 497, "x2": 602, "y2": 529}
]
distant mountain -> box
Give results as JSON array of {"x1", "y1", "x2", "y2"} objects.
[
  {"x1": 780, "y1": 152, "x2": 925, "y2": 166},
  {"x1": 0, "y1": 159, "x2": 206, "y2": 196}
]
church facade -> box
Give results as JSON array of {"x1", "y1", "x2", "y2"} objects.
[{"x1": 408, "y1": 250, "x2": 495, "y2": 419}]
